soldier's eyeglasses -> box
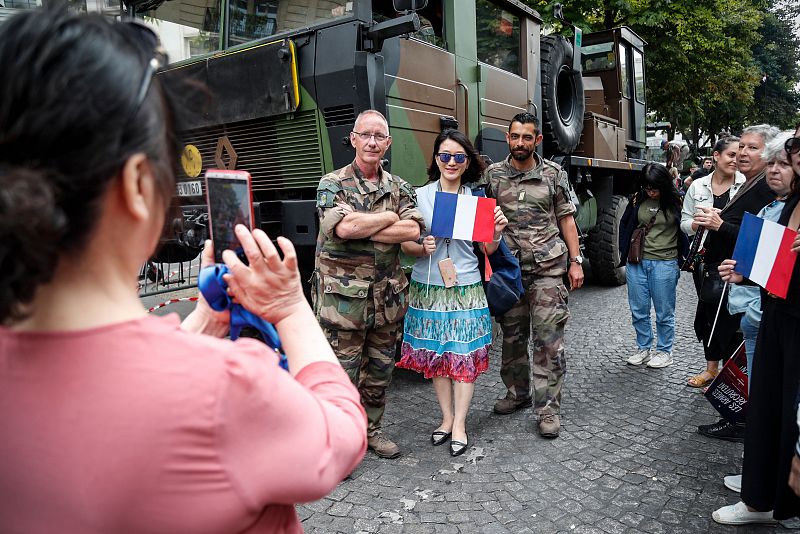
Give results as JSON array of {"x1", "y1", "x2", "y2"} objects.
[
  {"x1": 352, "y1": 131, "x2": 390, "y2": 142},
  {"x1": 785, "y1": 136, "x2": 800, "y2": 155},
  {"x1": 437, "y1": 153, "x2": 468, "y2": 164}
]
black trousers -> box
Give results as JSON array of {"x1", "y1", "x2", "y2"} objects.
[
  {"x1": 741, "y1": 299, "x2": 800, "y2": 519},
  {"x1": 694, "y1": 296, "x2": 743, "y2": 362}
]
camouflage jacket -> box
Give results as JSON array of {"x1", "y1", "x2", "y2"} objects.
[
  {"x1": 478, "y1": 154, "x2": 576, "y2": 276},
  {"x1": 313, "y1": 161, "x2": 424, "y2": 330}
]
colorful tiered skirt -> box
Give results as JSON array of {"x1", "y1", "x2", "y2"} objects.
[{"x1": 397, "y1": 280, "x2": 491, "y2": 383}]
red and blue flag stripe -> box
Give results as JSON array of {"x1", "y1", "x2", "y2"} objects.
[
  {"x1": 731, "y1": 212, "x2": 798, "y2": 299},
  {"x1": 430, "y1": 191, "x2": 496, "y2": 242}
]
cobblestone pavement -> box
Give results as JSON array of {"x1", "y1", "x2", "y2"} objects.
[{"x1": 298, "y1": 273, "x2": 792, "y2": 534}]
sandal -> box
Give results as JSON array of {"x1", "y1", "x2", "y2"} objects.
[{"x1": 687, "y1": 369, "x2": 719, "y2": 388}]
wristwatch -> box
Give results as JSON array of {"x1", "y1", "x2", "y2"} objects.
[{"x1": 570, "y1": 255, "x2": 584, "y2": 265}]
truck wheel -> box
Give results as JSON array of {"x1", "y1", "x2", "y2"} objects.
[
  {"x1": 585, "y1": 194, "x2": 627, "y2": 286},
  {"x1": 540, "y1": 35, "x2": 585, "y2": 156}
]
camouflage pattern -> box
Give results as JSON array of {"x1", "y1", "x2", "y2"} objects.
[
  {"x1": 479, "y1": 154, "x2": 576, "y2": 276},
  {"x1": 322, "y1": 323, "x2": 402, "y2": 435},
  {"x1": 480, "y1": 153, "x2": 576, "y2": 415},
  {"x1": 313, "y1": 161, "x2": 424, "y2": 329},
  {"x1": 498, "y1": 273, "x2": 570, "y2": 415},
  {"x1": 313, "y1": 160, "x2": 424, "y2": 432}
]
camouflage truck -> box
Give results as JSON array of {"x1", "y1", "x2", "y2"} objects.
[{"x1": 137, "y1": 0, "x2": 648, "y2": 286}]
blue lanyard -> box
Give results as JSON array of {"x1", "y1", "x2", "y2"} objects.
[{"x1": 198, "y1": 265, "x2": 289, "y2": 371}]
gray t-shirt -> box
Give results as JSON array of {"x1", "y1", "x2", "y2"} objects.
[{"x1": 410, "y1": 181, "x2": 482, "y2": 286}]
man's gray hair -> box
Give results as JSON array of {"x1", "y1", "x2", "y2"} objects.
[
  {"x1": 353, "y1": 109, "x2": 389, "y2": 132},
  {"x1": 763, "y1": 131, "x2": 795, "y2": 163},
  {"x1": 741, "y1": 124, "x2": 781, "y2": 145}
]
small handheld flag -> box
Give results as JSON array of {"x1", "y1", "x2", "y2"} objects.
[
  {"x1": 731, "y1": 212, "x2": 798, "y2": 299},
  {"x1": 430, "y1": 191, "x2": 496, "y2": 242}
]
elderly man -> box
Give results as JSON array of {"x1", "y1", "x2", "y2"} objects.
[
  {"x1": 313, "y1": 110, "x2": 424, "y2": 458},
  {"x1": 479, "y1": 112, "x2": 583, "y2": 438},
  {"x1": 694, "y1": 124, "x2": 779, "y2": 445}
]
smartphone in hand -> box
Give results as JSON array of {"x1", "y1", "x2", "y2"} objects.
[{"x1": 204, "y1": 169, "x2": 254, "y2": 264}]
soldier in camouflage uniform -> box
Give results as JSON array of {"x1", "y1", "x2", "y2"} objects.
[
  {"x1": 313, "y1": 110, "x2": 424, "y2": 458},
  {"x1": 479, "y1": 112, "x2": 584, "y2": 438}
]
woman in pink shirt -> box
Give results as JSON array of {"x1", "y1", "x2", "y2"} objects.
[{"x1": 0, "y1": 9, "x2": 366, "y2": 534}]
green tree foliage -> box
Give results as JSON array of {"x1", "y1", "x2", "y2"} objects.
[{"x1": 525, "y1": 0, "x2": 799, "y2": 148}]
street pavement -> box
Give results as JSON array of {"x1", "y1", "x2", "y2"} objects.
[{"x1": 297, "y1": 272, "x2": 791, "y2": 533}]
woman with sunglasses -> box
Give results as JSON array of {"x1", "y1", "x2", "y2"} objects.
[
  {"x1": 713, "y1": 125, "x2": 800, "y2": 525},
  {"x1": 618, "y1": 164, "x2": 688, "y2": 369},
  {"x1": 398, "y1": 129, "x2": 506, "y2": 457},
  {"x1": 0, "y1": 9, "x2": 366, "y2": 532},
  {"x1": 679, "y1": 136, "x2": 745, "y2": 387}
]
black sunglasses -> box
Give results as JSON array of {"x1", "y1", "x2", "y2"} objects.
[
  {"x1": 785, "y1": 136, "x2": 800, "y2": 155},
  {"x1": 122, "y1": 21, "x2": 168, "y2": 121},
  {"x1": 437, "y1": 152, "x2": 468, "y2": 164}
]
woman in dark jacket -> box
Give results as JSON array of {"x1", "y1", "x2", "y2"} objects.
[
  {"x1": 618, "y1": 164, "x2": 688, "y2": 369},
  {"x1": 713, "y1": 128, "x2": 800, "y2": 524}
]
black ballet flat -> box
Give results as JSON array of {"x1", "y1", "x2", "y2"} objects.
[
  {"x1": 431, "y1": 430, "x2": 451, "y2": 446},
  {"x1": 450, "y1": 434, "x2": 469, "y2": 457}
]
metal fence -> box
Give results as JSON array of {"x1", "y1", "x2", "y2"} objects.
[{"x1": 137, "y1": 256, "x2": 201, "y2": 297}]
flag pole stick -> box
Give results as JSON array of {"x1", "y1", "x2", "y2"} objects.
[
  {"x1": 707, "y1": 281, "x2": 729, "y2": 348},
  {"x1": 426, "y1": 253, "x2": 431, "y2": 298}
]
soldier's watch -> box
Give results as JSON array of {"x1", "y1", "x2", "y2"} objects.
[{"x1": 570, "y1": 255, "x2": 584, "y2": 265}]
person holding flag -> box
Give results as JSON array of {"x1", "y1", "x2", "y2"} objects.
[
  {"x1": 478, "y1": 113, "x2": 583, "y2": 438},
  {"x1": 397, "y1": 129, "x2": 506, "y2": 457},
  {"x1": 712, "y1": 125, "x2": 800, "y2": 525}
]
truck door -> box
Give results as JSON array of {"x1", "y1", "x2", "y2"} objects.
[
  {"x1": 379, "y1": 3, "x2": 457, "y2": 187},
  {"x1": 473, "y1": 0, "x2": 540, "y2": 163}
]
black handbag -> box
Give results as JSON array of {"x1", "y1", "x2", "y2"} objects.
[{"x1": 699, "y1": 262, "x2": 725, "y2": 303}]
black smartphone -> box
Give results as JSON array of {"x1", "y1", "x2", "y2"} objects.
[{"x1": 204, "y1": 169, "x2": 254, "y2": 264}]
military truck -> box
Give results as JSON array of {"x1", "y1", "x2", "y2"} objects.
[{"x1": 137, "y1": 0, "x2": 648, "y2": 286}]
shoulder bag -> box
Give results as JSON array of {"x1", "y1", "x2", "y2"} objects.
[{"x1": 627, "y1": 208, "x2": 659, "y2": 264}]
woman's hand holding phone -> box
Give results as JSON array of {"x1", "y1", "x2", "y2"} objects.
[{"x1": 222, "y1": 225, "x2": 306, "y2": 325}]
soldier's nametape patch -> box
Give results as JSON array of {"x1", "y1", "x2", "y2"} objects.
[{"x1": 317, "y1": 190, "x2": 335, "y2": 208}]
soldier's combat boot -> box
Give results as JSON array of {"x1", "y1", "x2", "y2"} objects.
[
  {"x1": 538, "y1": 414, "x2": 560, "y2": 438},
  {"x1": 493, "y1": 393, "x2": 533, "y2": 415},
  {"x1": 368, "y1": 431, "x2": 401, "y2": 459}
]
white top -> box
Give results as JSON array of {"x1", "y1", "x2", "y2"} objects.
[
  {"x1": 680, "y1": 170, "x2": 746, "y2": 236},
  {"x1": 410, "y1": 181, "x2": 482, "y2": 287}
]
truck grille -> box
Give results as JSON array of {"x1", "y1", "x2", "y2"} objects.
[
  {"x1": 322, "y1": 104, "x2": 356, "y2": 127},
  {"x1": 178, "y1": 110, "x2": 323, "y2": 191}
]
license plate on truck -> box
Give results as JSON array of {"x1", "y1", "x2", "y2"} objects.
[{"x1": 176, "y1": 181, "x2": 202, "y2": 197}]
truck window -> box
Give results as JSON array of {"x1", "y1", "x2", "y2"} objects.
[
  {"x1": 476, "y1": 0, "x2": 519, "y2": 75},
  {"x1": 581, "y1": 42, "x2": 615, "y2": 73},
  {"x1": 139, "y1": 0, "x2": 223, "y2": 62},
  {"x1": 633, "y1": 48, "x2": 644, "y2": 104},
  {"x1": 229, "y1": 0, "x2": 351, "y2": 47},
  {"x1": 619, "y1": 43, "x2": 630, "y2": 99}
]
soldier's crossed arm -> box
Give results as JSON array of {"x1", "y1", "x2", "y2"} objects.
[
  {"x1": 316, "y1": 179, "x2": 350, "y2": 240},
  {"x1": 370, "y1": 180, "x2": 423, "y2": 244}
]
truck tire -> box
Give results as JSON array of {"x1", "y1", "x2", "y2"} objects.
[
  {"x1": 585, "y1": 194, "x2": 627, "y2": 286},
  {"x1": 540, "y1": 35, "x2": 585, "y2": 156}
]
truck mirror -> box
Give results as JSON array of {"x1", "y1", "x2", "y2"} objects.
[{"x1": 392, "y1": 0, "x2": 428, "y2": 12}]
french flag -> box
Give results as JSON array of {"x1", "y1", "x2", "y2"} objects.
[
  {"x1": 430, "y1": 191, "x2": 496, "y2": 242},
  {"x1": 731, "y1": 212, "x2": 798, "y2": 299}
]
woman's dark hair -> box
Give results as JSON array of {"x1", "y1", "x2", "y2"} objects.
[
  {"x1": 712, "y1": 135, "x2": 739, "y2": 154},
  {"x1": 427, "y1": 129, "x2": 486, "y2": 184},
  {"x1": 0, "y1": 8, "x2": 182, "y2": 323},
  {"x1": 636, "y1": 163, "x2": 683, "y2": 216}
]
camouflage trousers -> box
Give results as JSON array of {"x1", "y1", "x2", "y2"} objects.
[
  {"x1": 497, "y1": 273, "x2": 570, "y2": 415},
  {"x1": 322, "y1": 322, "x2": 401, "y2": 435}
]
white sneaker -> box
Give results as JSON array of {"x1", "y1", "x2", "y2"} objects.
[
  {"x1": 712, "y1": 501, "x2": 776, "y2": 525},
  {"x1": 647, "y1": 351, "x2": 673, "y2": 368},
  {"x1": 724, "y1": 474, "x2": 742, "y2": 493},
  {"x1": 627, "y1": 348, "x2": 651, "y2": 365}
]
